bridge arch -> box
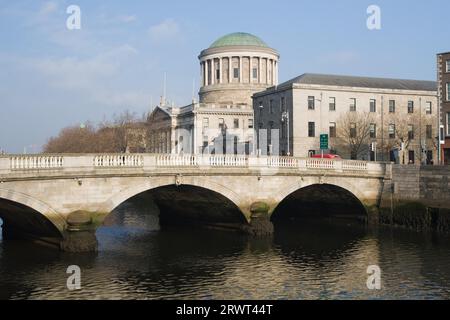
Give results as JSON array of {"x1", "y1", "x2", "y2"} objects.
[
  {"x1": 271, "y1": 179, "x2": 368, "y2": 222},
  {"x1": 104, "y1": 176, "x2": 249, "y2": 224},
  {"x1": 0, "y1": 188, "x2": 66, "y2": 236}
]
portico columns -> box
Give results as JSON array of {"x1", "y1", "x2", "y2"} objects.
[
  {"x1": 259, "y1": 57, "x2": 262, "y2": 84},
  {"x1": 271, "y1": 59, "x2": 274, "y2": 85},
  {"x1": 211, "y1": 59, "x2": 215, "y2": 85},
  {"x1": 205, "y1": 60, "x2": 209, "y2": 86},
  {"x1": 229, "y1": 56, "x2": 232, "y2": 84},
  {"x1": 239, "y1": 56, "x2": 243, "y2": 83},
  {"x1": 249, "y1": 56, "x2": 252, "y2": 83},
  {"x1": 219, "y1": 57, "x2": 223, "y2": 84}
]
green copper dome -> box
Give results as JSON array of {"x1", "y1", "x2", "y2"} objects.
[{"x1": 209, "y1": 32, "x2": 269, "y2": 48}]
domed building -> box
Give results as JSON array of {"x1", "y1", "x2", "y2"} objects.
[
  {"x1": 146, "y1": 32, "x2": 279, "y2": 155},
  {"x1": 199, "y1": 32, "x2": 280, "y2": 107}
]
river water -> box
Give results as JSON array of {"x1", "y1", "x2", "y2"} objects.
[{"x1": 1, "y1": 203, "x2": 450, "y2": 300}]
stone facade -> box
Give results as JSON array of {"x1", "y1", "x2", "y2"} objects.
[
  {"x1": 147, "y1": 32, "x2": 279, "y2": 155},
  {"x1": 379, "y1": 165, "x2": 450, "y2": 232},
  {"x1": 438, "y1": 52, "x2": 450, "y2": 164},
  {"x1": 254, "y1": 74, "x2": 438, "y2": 163}
]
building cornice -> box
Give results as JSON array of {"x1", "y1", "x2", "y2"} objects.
[
  {"x1": 253, "y1": 83, "x2": 438, "y2": 98},
  {"x1": 199, "y1": 46, "x2": 279, "y2": 60}
]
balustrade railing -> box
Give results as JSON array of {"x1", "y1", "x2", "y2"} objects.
[
  {"x1": 156, "y1": 154, "x2": 198, "y2": 166},
  {"x1": 93, "y1": 155, "x2": 143, "y2": 167},
  {"x1": 208, "y1": 155, "x2": 248, "y2": 167},
  {"x1": 10, "y1": 156, "x2": 64, "y2": 170},
  {"x1": 1, "y1": 154, "x2": 385, "y2": 175}
]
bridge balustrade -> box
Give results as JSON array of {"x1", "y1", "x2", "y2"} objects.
[
  {"x1": 93, "y1": 155, "x2": 143, "y2": 167},
  {"x1": 9, "y1": 156, "x2": 64, "y2": 170},
  {"x1": 0, "y1": 154, "x2": 385, "y2": 175}
]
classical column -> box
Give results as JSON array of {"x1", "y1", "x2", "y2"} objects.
[
  {"x1": 219, "y1": 57, "x2": 223, "y2": 84},
  {"x1": 202, "y1": 62, "x2": 205, "y2": 87},
  {"x1": 274, "y1": 61, "x2": 277, "y2": 85},
  {"x1": 239, "y1": 56, "x2": 243, "y2": 83},
  {"x1": 259, "y1": 57, "x2": 262, "y2": 84},
  {"x1": 211, "y1": 59, "x2": 215, "y2": 85},
  {"x1": 229, "y1": 57, "x2": 232, "y2": 83},
  {"x1": 249, "y1": 57, "x2": 252, "y2": 84},
  {"x1": 205, "y1": 60, "x2": 209, "y2": 86},
  {"x1": 271, "y1": 59, "x2": 274, "y2": 85}
]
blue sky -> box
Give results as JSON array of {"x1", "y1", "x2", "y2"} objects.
[{"x1": 0, "y1": 0, "x2": 449, "y2": 153}]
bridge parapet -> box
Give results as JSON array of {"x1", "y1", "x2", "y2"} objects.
[{"x1": 0, "y1": 154, "x2": 388, "y2": 177}]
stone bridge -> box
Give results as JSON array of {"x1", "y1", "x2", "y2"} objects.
[{"x1": 0, "y1": 154, "x2": 392, "y2": 252}]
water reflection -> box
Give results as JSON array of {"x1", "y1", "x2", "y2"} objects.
[{"x1": 1, "y1": 203, "x2": 450, "y2": 300}]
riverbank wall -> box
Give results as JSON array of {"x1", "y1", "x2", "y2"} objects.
[{"x1": 380, "y1": 165, "x2": 450, "y2": 232}]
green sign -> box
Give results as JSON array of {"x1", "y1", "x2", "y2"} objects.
[{"x1": 320, "y1": 134, "x2": 329, "y2": 150}]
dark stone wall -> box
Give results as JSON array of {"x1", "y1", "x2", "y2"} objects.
[{"x1": 381, "y1": 165, "x2": 450, "y2": 232}]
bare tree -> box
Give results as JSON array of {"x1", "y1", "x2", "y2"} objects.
[
  {"x1": 44, "y1": 123, "x2": 97, "y2": 153},
  {"x1": 43, "y1": 110, "x2": 147, "y2": 153},
  {"x1": 335, "y1": 112, "x2": 375, "y2": 159},
  {"x1": 383, "y1": 113, "x2": 436, "y2": 164}
]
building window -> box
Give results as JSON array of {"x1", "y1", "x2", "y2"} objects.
[
  {"x1": 234, "y1": 119, "x2": 239, "y2": 129},
  {"x1": 216, "y1": 69, "x2": 220, "y2": 80},
  {"x1": 329, "y1": 97, "x2": 336, "y2": 111},
  {"x1": 308, "y1": 96, "x2": 315, "y2": 110},
  {"x1": 269, "y1": 100, "x2": 274, "y2": 114},
  {"x1": 447, "y1": 112, "x2": 450, "y2": 135},
  {"x1": 248, "y1": 119, "x2": 254, "y2": 129},
  {"x1": 389, "y1": 100, "x2": 396, "y2": 113},
  {"x1": 308, "y1": 122, "x2": 315, "y2": 137},
  {"x1": 408, "y1": 150, "x2": 415, "y2": 164},
  {"x1": 426, "y1": 125, "x2": 432, "y2": 139},
  {"x1": 447, "y1": 60, "x2": 450, "y2": 73},
  {"x1": 202, "y1": 117, "x2": 209, "y2": 129},
  {"x1": 370, "y1": 99, "x2": 376, "y2": 112},
  {"x1": 253, "y1": 68, "x2": 258, "y2": 79},
  {"x1": 218, "y1": 118, "x2": 225, "y2": 129},
  {"x1": 370, "y1": 123, "x2": 377, "y2": 138},
  {"x1": 408, "y1": 124, "x2": 414, "y2": 140},
  {"x1": 281, "y1": 97, "x2": 286, "y2": 112},
  {"x1": 350, "y1": 123, "x2": 356, "y2": 138},
  {"x1": 329, "y1": 122, "x2": 336, "y2": 138},
  {"x1": 447, "y1": 83, "x2": 450, "y2": 101},
  {"x1": 426, "y1": 101, "x2": 432, "y2": 115},
  {"x1": 350, "y1": 98, "x2": 356, "y2": 112},
  {"x1": 233, "y1": 68, "x2": 239, "y2": 79},
  {"x1": 389, "y1": 124, "x2": 395, "y2": 139},
  {"x1": 408, "y1": 101, "x2": 414, "y2": 113}
]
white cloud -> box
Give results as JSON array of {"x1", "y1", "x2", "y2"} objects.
[
  {"x1": 38, "y1": 1, "x2": 58, "y2": 17},
  {"x1": 148, "y1": 18, "x2": 180, "y2": 42},
  {"x1": 118, "y1": 15, "x2": 137, "y2": 23},
  {"x1": 23, "y1": 44, "x2": 149, "y2": 108}
]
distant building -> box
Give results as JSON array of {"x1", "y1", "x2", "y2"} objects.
[
  {"x1": 253, "y1": 73, "x2": 438, "y2": 164},
  {"x1": 437, "y1": 52, "x2": 450, "y2": 165},
  {"x1": 146, "y1": 32, "x2": 279, "y2": 154}
]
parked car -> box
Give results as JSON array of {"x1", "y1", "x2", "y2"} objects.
[{"x1": 311, "y1": 154, "x2": 341, "y2": 159}]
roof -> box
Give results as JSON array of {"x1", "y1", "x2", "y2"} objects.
[
  {"x1": 209, "y1": 32, "x2": 269, "y2": 49},
  {"x1": 278, "y1": 73, "x2": 437, "y2": 91}
]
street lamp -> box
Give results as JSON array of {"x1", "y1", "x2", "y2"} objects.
[{"x1": 281, "y1": 111, "x2": 290, "y2": 156}]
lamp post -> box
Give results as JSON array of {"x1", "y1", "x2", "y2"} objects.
[{"x1": 281, "y1": 111, "x2": 290, "y2": 156}]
